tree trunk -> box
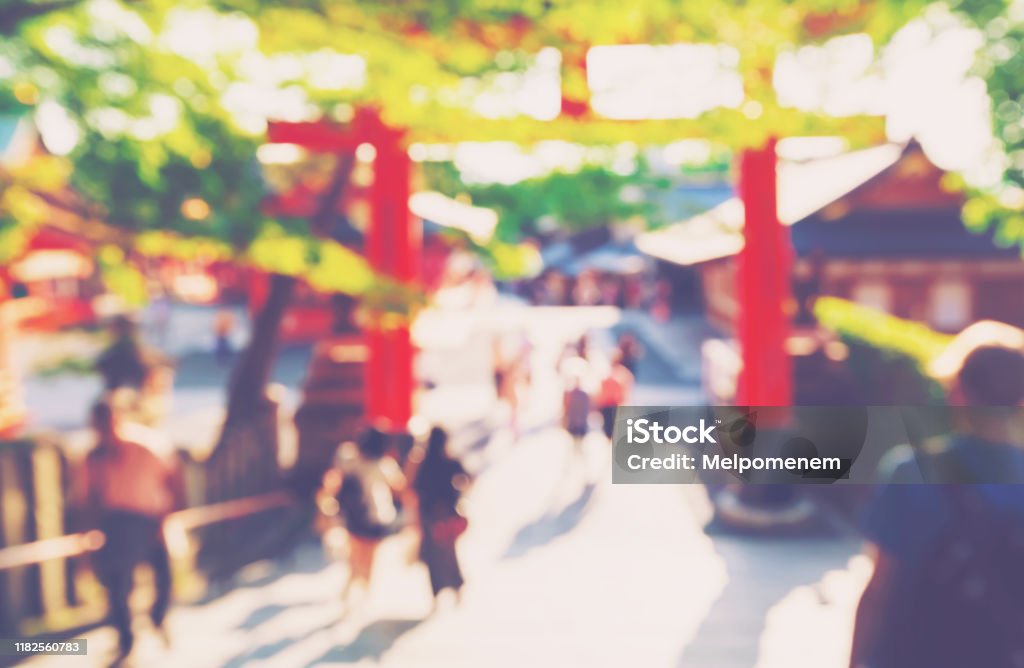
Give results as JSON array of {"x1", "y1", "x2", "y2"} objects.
[
  {"x1": 203, "y1": 272, "x2": 294, "y2": 504},
  {"x1": 225, "y1": 272, "x2": 296, "y2": 421},
  {"x1": 204, "y1": 154, "x2": 355, "y2": 504}
]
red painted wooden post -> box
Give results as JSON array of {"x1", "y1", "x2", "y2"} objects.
[
  {"x1": 365, "y1": 112, "x2": 417, "y2": 427},
  {"x1": 266, "y1": 119, "x2": 361, "y2": 152},
  {"x1": 736, "y1": 139, "x2": 792, "y2": 408},
  {"x1": 265, "y1": 110, "x2": 419, "y2": 427}
]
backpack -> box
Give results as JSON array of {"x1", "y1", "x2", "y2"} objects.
[
  {"x1": 336, "y1": 461, "x2": 398, "y2": 536},
  {"x1": 874, "y1": 486, "x2": 1024, "y2": 667}
]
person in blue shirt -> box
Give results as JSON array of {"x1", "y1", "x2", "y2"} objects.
[{"x1": 850, "y1": 345, "x2": 1024, "y2": 668}]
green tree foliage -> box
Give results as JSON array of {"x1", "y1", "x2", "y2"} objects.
[
  {"x1": 815, "y1": 296, "x2": 953, "y2": 365},
  {"x1": 0, "y1": 0, "x2": 948, "y2": 486},
  {"x1": 0, "y1": 0, "x2": 947, "y2": 290},
  {"x1": 1, "y1": 2, "x2": 381, "y2": 301},
  {"x1": 0, "y1": 151, "x2": 69, "y2": 262},
  {"x1": 423, "y1": 158, "x2": 667, "y2": 242},
  {"x1": 814, "y1": 296, "x2": 951, "y2": 403},
  {"x1": 1, "y1": 0, "x2": 934, "y2": 252},
  {"x1": 948, "y1": 0, "x2": 1024, "y2": 250}
]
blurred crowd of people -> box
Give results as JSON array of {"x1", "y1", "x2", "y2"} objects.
[
  {"x1": 556, "y1": 332, "x2": 638, "y2": 479},
  {"x1": 525, "y1": 269, "x2": 673, "y2": 322},
  {"x1": 50, "y1": 280, "x2": 1024, "y2": 668},
  {"x1": 310, "y1": 323, "x2": 644, "y2": 621}
]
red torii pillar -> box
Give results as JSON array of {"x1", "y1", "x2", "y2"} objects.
[
  {"x1": 365, "y1": 120, "x2": 418, "y2": 425},
  {"x1": 556, "y1": 46, "x2": 792, "y2": 408},
  {"x1": 736, "y1": 139, "x2": 793, "y2": 408},
  {"x1": 266, "y1": 110, "x2": 418, "y2": 427}
]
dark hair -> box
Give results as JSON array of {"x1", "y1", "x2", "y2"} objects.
[
  {"x1": 425, "y1": 426, "x2": 449, "y2": 463},
  {"x1": 957, "y1": 345, "x2": 1024, "y2": 406},
  {"x1": 358, "y1": 426, "x2": 388, "y2": 460},
  {"x1": 110, "y1": 314, "x2": 136, "y2": 337},
  {"x1": 90, "y1": 400, "x2": 118, "y2": 450},
  {"x1": 91, "y1": 399, "x2": 115, "y2": 426}
]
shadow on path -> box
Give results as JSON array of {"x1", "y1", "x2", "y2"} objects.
[
  {"x1": 181, "y1": 537, "x2": 330, "y2": 608},
  {"x1": 676, "y1": 512, "x2": 859, "y2": 667},
  {"x1": 503, "y1": 482, "x2": 597, "y2": 560},
  {"x1": 221, "y1": 617, "x2": 334, "y2": 668},
  {"x1": 304, "y1": 618, "x2": 425, "y2": 666}
]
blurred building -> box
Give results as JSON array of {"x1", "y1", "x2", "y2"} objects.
[
  {"x1": 0, "y1": 117, "x2": 110, "y2": 433},
  {"x1": 6, "y1": 220, "x2": 109, "y2": 331},
  {"x1": 638, "y1": 141, "x2": 1024, "y2": 333},
  {"x1": 0, "y1": 116, "x2": 113, "y2": 332}
]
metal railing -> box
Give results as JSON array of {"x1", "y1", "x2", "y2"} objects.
[
  {"x1": 0, "y1": 490, "x2": 297, "y2": 572},
  {"x1": 0, "y1": 532, "x2": 105, "y2": 572}
]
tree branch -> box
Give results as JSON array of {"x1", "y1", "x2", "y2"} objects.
[
  {"x1": 310, "y1": 152, "x2": 355, "y2": 238},
  {"x1": 0, "y1": 0, "x2": 84, "y2": 34}
]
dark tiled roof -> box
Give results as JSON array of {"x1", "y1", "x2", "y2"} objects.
[{"x1": 791, "y1": 208, "x2": 1021, "y2": 259}]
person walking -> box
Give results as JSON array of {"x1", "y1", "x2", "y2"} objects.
[
  {"x1": 650, "y1": 278, "x2": 672, "y2": 322},
  {"x1": 563, "y1": 373, "x2": 592, "y2": 456},
  {"x1": 495, "y1": 336, "x2": 528, "y2": 439},
  {"x1": 850, "y1": 345, "x2": 1024, "y2": 668},
  {"x1": 79, "y1": 398, "x2": 185, "y2": 662},
  {"x1": 96, "y1": 315, "x2": 151, "y2": 391},
  {"x1": 616, "y1": 332, "x2": 644, "y2": 376},
  {"x1": 411, "y1": 427, "x2": 469, "y2": 609},
  {"x1": 213, "y1": 307, "x2": 236, "y2": 366},
  {"x1": 597, "y1": 351, "x2": 634, "y2": 441},
  {"x1": 323, "y1": 428, "x2": 407, "y2": 608}
]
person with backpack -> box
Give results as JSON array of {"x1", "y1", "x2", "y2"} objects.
[
  {"x1": 850, "y1": 345, "x2": 1024, "y2": 668},
  {"x1": 410, "y1": 426, "x2": 470, "y2": 609},
  {"x1": 322, "y1": 428, "x2": 408, "y2": 608}
]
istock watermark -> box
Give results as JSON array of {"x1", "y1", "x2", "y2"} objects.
[
  {"x1": 609, "y1": 405, "x2": 1024, "y2": 485},
  {"x1": 625, "y1": 417, "x2": 717, "y2": 445}
]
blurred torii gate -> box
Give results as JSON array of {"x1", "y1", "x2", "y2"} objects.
[
  {"x1": 264, "y1": 91, "x2": 793, "y2": 425},
  {"x1": 266, "y1": 109, "x2": 418, "y2": 426}
]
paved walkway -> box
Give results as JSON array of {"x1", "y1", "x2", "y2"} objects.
[
  {"x1": 24, "y1": 429, "x2": 869, "y2": 668},
  {"x1": 18, "y1": 304, "x2": 870, "y2": 667}
]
